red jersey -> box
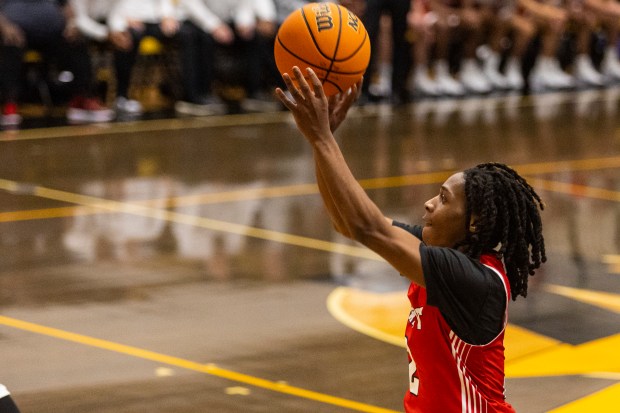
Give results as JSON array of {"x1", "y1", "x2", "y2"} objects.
[{"x1": 404, "y1": 253, "x2": 515, "y2": 413}]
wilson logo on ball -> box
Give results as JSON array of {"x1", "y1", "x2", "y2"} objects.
[{"x1": 274, "y1": 2, "x2": 371, "y2": 96}]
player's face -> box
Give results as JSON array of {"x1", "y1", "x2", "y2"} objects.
[{"x1": 421, "y1": 172, "x2": 468, "y2": 248}]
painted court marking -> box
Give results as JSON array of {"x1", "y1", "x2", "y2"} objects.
[
  {"x1": 0, "y1": 315, "x2": 398, "y2": 413},
  {"x1": 326, "y1": 284, "x2": 620, "y2": 412},
  {"x1": 0, "y1": 151, "x2": 618, "y2": 411}
]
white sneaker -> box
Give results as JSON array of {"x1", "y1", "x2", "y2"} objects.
[
  {"x1": 434, "y1": 60, "x2": 465, "y2": 97},
  {"x1": 412, "y1": 66, "x2": 440, "y2": 97},
  {"x1": 504, "y1": 57, "x2": 524, "y2": 91},
  {"x1": 601, "y1": 46, "x2": 620, "y2": 82},
  {"x1": 529, "y1": 57, "x2": 574, "y2": 92},
  {"x1": 482, "y1": 52, "x2": 509, "y2": 90},
  {"x1": 460, "y1": 59, "x2": 492, "y2": 94},
  {"x1": 175, "y1": 96, "x2": 227, "y2": 116},
  {"x1": 575, "y1": 54, "x2": 604, "y2": 87},
  {"x1": 115, "y1": 97, "x2": 143, "y2": 115},
  {"x1": 369, "y1": 63, "x2": 392, "y2": 98}
]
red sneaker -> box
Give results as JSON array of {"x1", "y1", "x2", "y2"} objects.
[
  {"x1": 1, "y1": 102, "x2": 22, "y2": 126},
  {"x1": 67, "y1": 96, "x2": 115, "y2": 123}
]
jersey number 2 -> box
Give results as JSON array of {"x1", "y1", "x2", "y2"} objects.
[{"x1": 405, "y1": 336, "x2": 420, "y2": 395}]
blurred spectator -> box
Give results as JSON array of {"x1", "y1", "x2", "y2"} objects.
[
  {"x1": 482, "y1": 0, "x2": 537, "y2": 91},
  {"x1": 0, "y1": 0, "x2": 114, "y2": 127},
  {"x1": 367, "y1": 15, "x2": 394, "y2": 99},
  {"x1": 518, "y1": 0, "x2": 575, "y2": 90},
  {"x1": 107, "y1": 0, "x2": 179, "y2": 117},
  {"x1": 408, "y1": 0, "x2": 441, "y2": 96},
  {"x1": 250, "y1": 0, "x2": 285, "y2": 103},
  {"x1": 273, "y1": 0, "x2": 310, "y2": 22},
  {"x1": 477, "y1": 0, "x2": 516, "y2": 91},
  {"x1": 173, "y1": 0, "x2": 232, "y2": 115},
  {"x1": 583, "y1": 0, "x2": 620, "y2": 83},
  {"x1": 564, "y1": 0, "x2": 605, "y2": 87},
  {"x1": 431, "y1": 0, "x2": 493, "y2": 94},
  {"x1": 360, "y1": 0, "x2": 412, "y2": 104},
  {"x1": 179, "y1": 0, "x2": 280, "y2": 113},
  {"x1": 71, "y1": 0, "x2": 116, "y2": 43}
]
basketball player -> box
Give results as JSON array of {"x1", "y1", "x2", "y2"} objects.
[
  {"x1": 0, "y1": 385, "x2": 20, "y2": 413},
  {"x1": 275, "y1": 67, "x2": 546, "y2": 412}
]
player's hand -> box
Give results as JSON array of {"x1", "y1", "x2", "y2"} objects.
[
  {"x1": 109, "y1": 30, "x2": 133, "y2": 51},
  {"x1": 276, "y1": 67, "x2": 332, "y2": 144},
  {"x1": 160, "y1": 17, "x2": 179, "y2": 37},
  {"x1": 328, "y1": 78, "x2": 362, "y2": 133},
  {"x1": 212, "y1": 24, "x2": 234, "y2": 45}
]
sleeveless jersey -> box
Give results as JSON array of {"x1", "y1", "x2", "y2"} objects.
[{"x1": 404, "y1": 253, "x2": 515, "y2": 413}]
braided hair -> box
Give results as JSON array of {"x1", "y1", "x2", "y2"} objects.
[{"x1": 460, "y1": 163, "x2": 546, "y2": 300}]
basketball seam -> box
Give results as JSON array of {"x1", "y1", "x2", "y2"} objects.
[
  {"x1": 275, "y1": 35, "x2": 366, "y2": 76},
  {"x1": 325, "y1": 5, "x2": 343, "y2": 93},
  {"x1": 300, "y1": 7, "x2": 332, "y2": 83}
]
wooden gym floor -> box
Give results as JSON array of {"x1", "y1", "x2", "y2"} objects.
[{"x1": 0, "y1": 88, "x2": 619, "y2": 412}]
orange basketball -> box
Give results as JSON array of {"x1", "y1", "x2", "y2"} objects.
[{"x1": 274, "y1": 2, "x2": 371, "y2": 96}]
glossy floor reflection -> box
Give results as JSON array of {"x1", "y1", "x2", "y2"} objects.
[{"x1": 0, "y1": 88, "x2": 619, "y2": 413}]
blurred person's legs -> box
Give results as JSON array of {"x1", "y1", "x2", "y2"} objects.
[
  {"x1": 362, "y1": 0, "x2": 412, "y2": 103},
  {"x1": 455, "y1": 4, "x2": 492, "y2": 94},
  {"x1": 113, "y1": 26, "x2": 150, "y2": 116},
  {"x1": 389, "y1": 0, "x2": 412, "y2": 103},
  {"x1": 432, "y1": 14, "x2": 466, "y2": 96},
  {"x1": 587, "y1": 0, "x2": 620, "y2": 82},
  {"x1": 369, "y1": 15, "x2": 393, "y2": 98},
  {"x1": 0, "y1": 42, "x2": 24, "y2": 126},
  {"x1": 237, "y1": 26, "x2": 281, "y2": 112},
  {"x1": 528, "y1": 5, "x2": 574, "y2": 91},
  {"x1": 479, "y1": 2, "x2": 512, "y2": 90},
  {"x1": 409, "y1": 4, "x2": 441, "y2": 97},
  {"x1": 175, "y1": 20, "x2": 226, "y2": 116},
  {"x1": 51, "y1": 36, "x2": 115, "y2": 123},
  {"x1": 570, "y1": 10, "x2": 604, "y2": 86},
  {"x1": 503, "y1": 13, "x2": 537, "y2": 91}
]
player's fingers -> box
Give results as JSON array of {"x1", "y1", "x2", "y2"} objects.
[
  {"x1": 293, "y1": 67, "x2": 312, "y2": 97},
  {"x1": 354, "y1": 77, "x2": 363, "y2": 99},
  {"x1": 282, "y1": 72, "x2": 303, "y2": 101},
  {"x1": 306, "y1": 68, "x2": 325, "y2": 98},
  {"x1": 344, "y1": 83, "x2": 358, "y2": 106},
  {"x1": 275, "y1": 87, "x2": 295, "y2": 110}
]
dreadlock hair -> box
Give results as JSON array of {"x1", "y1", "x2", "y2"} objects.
[{"x1": 460, "y1": 163, "x2": 546, "y2": 300}]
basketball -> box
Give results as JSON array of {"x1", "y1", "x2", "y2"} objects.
[{"x1": 274, "y1": 2, "x2": 371, "y2": 96}]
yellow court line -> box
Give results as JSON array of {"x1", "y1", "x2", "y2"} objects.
[
  {"x1": 543, "y1": 284, "x2": 620, "y2": 313},
  {"x1": 528, "y1": 178, "x2": 620, "y2": 202},
  {"x1": 1, "y1": 155, "x2": 620, "y2": 225},
  {"x1": 0, "y1": 171, "x2": 452, "y2": 223},
  {"x1": 0, "y1": 111, "x2": 291, "y2": 141},
  {"x1": 0, "y1": 315, "x2": 398, "y2": 413},
  {"x1": 0, "y1": 178, "x2": 381, "y2": 261},
  {"x1": 546, "y1": 382, "x2": 620, "y2": 413},
  {"x1": 517, "y1": 156, "x2": 620, "y2": 176}
]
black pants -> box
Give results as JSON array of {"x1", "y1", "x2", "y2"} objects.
[
  {"x1": 176, "y1": 21, "x2": 216, "y2": 103},
  {"x1": 361, "y1": 0, "x2": 412, "y2": 99},
  {"x1": 0, "y1": 30, "x2": 94, "y2": 103}
]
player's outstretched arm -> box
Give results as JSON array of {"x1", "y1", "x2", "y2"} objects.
[{"x1": 276, "y1": 67, "x2": 425, "y2": 285}]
